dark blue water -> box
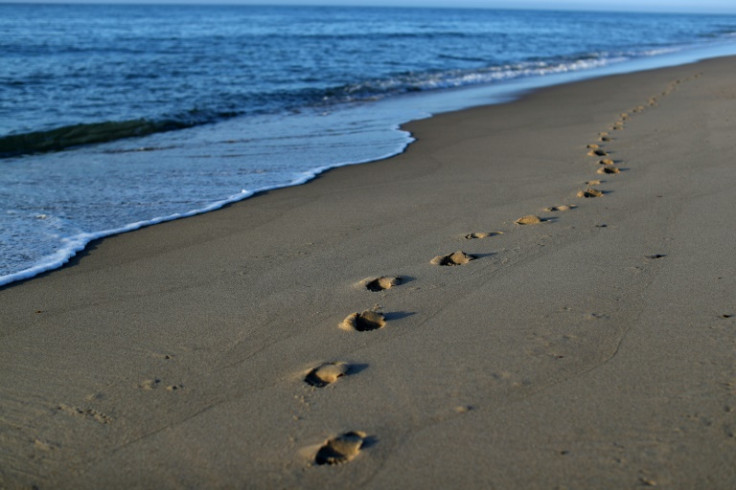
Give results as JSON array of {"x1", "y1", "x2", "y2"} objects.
[{"x1": 2, "y1": 4, "x2": 736, "y2": 285}]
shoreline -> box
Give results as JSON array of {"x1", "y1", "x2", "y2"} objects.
[
  {"x1": 5, "y1": 43, "x2": 736, "y2": 289},
  {"x1": 2, "y1": 56, "x2": 736, "y2": 488}
]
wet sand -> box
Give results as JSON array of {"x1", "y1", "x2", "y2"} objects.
[{"x1": 2, "y1": 56, "x2": 736, "y2": 489}]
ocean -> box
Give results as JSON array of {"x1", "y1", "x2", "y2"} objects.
[{"x1": 2, "y1": 4, "x2": 736, "y2": 286}]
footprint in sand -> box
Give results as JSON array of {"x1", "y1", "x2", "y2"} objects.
[
  {"x1": 57, "y1": 404, "x2": 113, "y2": 425},
  {"x1": 514, "y1": 215, "x2": 544, "y2": 225},
  {"x1": 140, "y1": 378, "x2": 183, "y2": 392},
  {"x1": 139, "y1": 378, "x2": 162, "y2": 391},
  {"x1": 430, "y1": 250, "x2": 475, "y2": 265},
  {"x1": 588, "y1": 148, "x2": 608, "y2": 157},
  {"x1": 587, "y1": 143, "x2": 600, "y2": 150},
  {"x1": 314, "y1": 431, "x2": 368, "y2": 465},
  {"x1": 612, "y1": 121, "x2": 625, "y2": 130},
  {"x1": 598, "y1": 165, "x2": 620, "y2": 175},
  {"x1": 363, "y1": 276, "x2": 401, "y2": 292},
  {"x1": 599, "y1": 158, "x2": 616, "y2": 166},
  {"x1": 577, "y1": 187, "x2": 604, "y2": 198},
  {"x1": 544, "y1": 205, "x2": 576, "y2": 212},
  {"x1": 464, "y1": 231, "x2": 503, "y2": 239},
  {"x1": 586, "y1": 179, "x2": 602, "y2": 186},
  {"x1": 340, "y1": 309, "x2": 386, "y2": 332},
  {"x1": 304, "y1": 362, "x2": 351, "y2": 387}
]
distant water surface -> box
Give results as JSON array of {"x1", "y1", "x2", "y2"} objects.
[{"x1": 2, "y1": 4, "x2": 736, "y2": 285}]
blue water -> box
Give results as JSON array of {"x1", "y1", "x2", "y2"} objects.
[{"x1": 2, "y1": 4, "x2": 736, "y2": 286}]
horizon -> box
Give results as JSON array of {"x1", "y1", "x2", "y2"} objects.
[{"x1": 5, "y1": 1, "x2": 736, "y2": 15}]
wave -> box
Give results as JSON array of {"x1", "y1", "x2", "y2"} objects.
[
  {"x1": 332, "y1": 56, "x2": 622, "y2": 100},
  {"x1": 0, "y1": 118, "x2": 196, "y2": 158},
  {"x1": 0, "y1": 48, "x2": 693, "y2": 159}
]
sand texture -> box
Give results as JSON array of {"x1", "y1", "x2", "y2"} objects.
[{"x1": 2, "y1": 57, "x2": 736, "y2": 489}]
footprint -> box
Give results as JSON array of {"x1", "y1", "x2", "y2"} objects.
[
  {"x1": 139, "y1": 378, "x2": 162, "y2": 391},
  {"x1": 612, "y1": 122, "x2": 624, "y2": 130},
  {"x1": 586, "y1": 179, "x2": 602, "y2": 185},
  {"x1": 430, "y1": 250, "x2": 475, "y2": 265},
  {"x1": 587, "y1": 143, "x2": 600, "y2": 150},
  {"x1": 597, "y1": 166, "x2": 620, "y2": 175},
  {"x1": 544, "y1": 205, "x2": 576, "y2": 212},
  {"x1": 588, "y1": 148, "x2": 608, "y2": 157},
  {"x1": 364, "y1": 276, "x2": 401, "y2": 292},
  {"x1": 599, "y1": 158, "x2": 616, "y2": 166},
  {"x1": 514, "y1": 215, "x2": 543, "y2": 225},
  {"x1": 340, "y1": 309, "x2": 386, "y2": 332},
  {"x1": 646, "y1": 254, "x2": 666, "y2": 259},
  {"x1": 152, "y1": 352, "x2": 175, "y2": 361},
  {"x1": 577, "y1": 187, "x2": 604, "y2": 198},
  {"x1": 599, "y1": 135, "x2": 612, "y2": 142},
  {"x1": 57, "y1": 404, "x2": 113, "y2": 425},
  {"x1": 464, "y1": 231, "x2": 502, "y2": 239},
  {"x1": 314, "y1": 431, "x2": 367, "y2": 465},
  {"x1": 305, "y1": 362, "x2": 350, "y2": 387}
]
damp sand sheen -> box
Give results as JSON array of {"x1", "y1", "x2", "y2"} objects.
[{"x1": 2, "y1": 57, "x2": 736, "y2": 488}]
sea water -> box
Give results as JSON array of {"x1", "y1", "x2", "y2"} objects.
[{"x1": 2, "y1": 4, "x2": 736, "y2": 286}]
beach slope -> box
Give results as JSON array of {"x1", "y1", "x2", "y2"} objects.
[{"x1": 2, "y1": 57, "x2": 736, "y2": 488}]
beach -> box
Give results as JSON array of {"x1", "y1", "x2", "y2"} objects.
[{"x1": 2, "y1": 55, "x2": 736, "y2": 488}]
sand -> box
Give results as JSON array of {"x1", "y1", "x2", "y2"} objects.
[{"x1": 2, "y1": 56, "x2": 736, "y2": 489}]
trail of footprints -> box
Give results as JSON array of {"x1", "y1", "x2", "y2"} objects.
[
  {"x1": 32, "y1": 75, "x2": 712, "y2": 471},
  {"x1": 300, "y1": 76, "x2": 699, "y2": 466}
]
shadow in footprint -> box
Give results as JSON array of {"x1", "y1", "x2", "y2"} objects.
[
  {"x1": 305, "y1": 362, "x2": 349, "y2": 387},
  {"x1": 577, "y1": 188, "x2": 606, "y2": 198},
  {"x1": 304, "y1": 362, "x2": 369, "y2": 387},
  {"x1": 465, "y1": 231, "x2": 503, "y2": 240},
  {"x1": 341, "y1": 310, "x2": 386, "y2": 332},
  {"x1": 314, "y1": 431, "x2": 368, "y2": 465},
  {"x1": 545, "y1": 205, "x2": 577, "y2": 212},
  {"x1": 364, "y1": 276, "x2": 404, "y2": 292},
  {"x1": 516, "y1": 215, "x2": 555, "y2": 225},
  {"x1": 431, "y1": 251, "x2": 475, "y2": 266}
]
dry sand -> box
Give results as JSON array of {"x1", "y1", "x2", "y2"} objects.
[{"x1": 2, "y1": 57, "x2": 736, "y2": 489}]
